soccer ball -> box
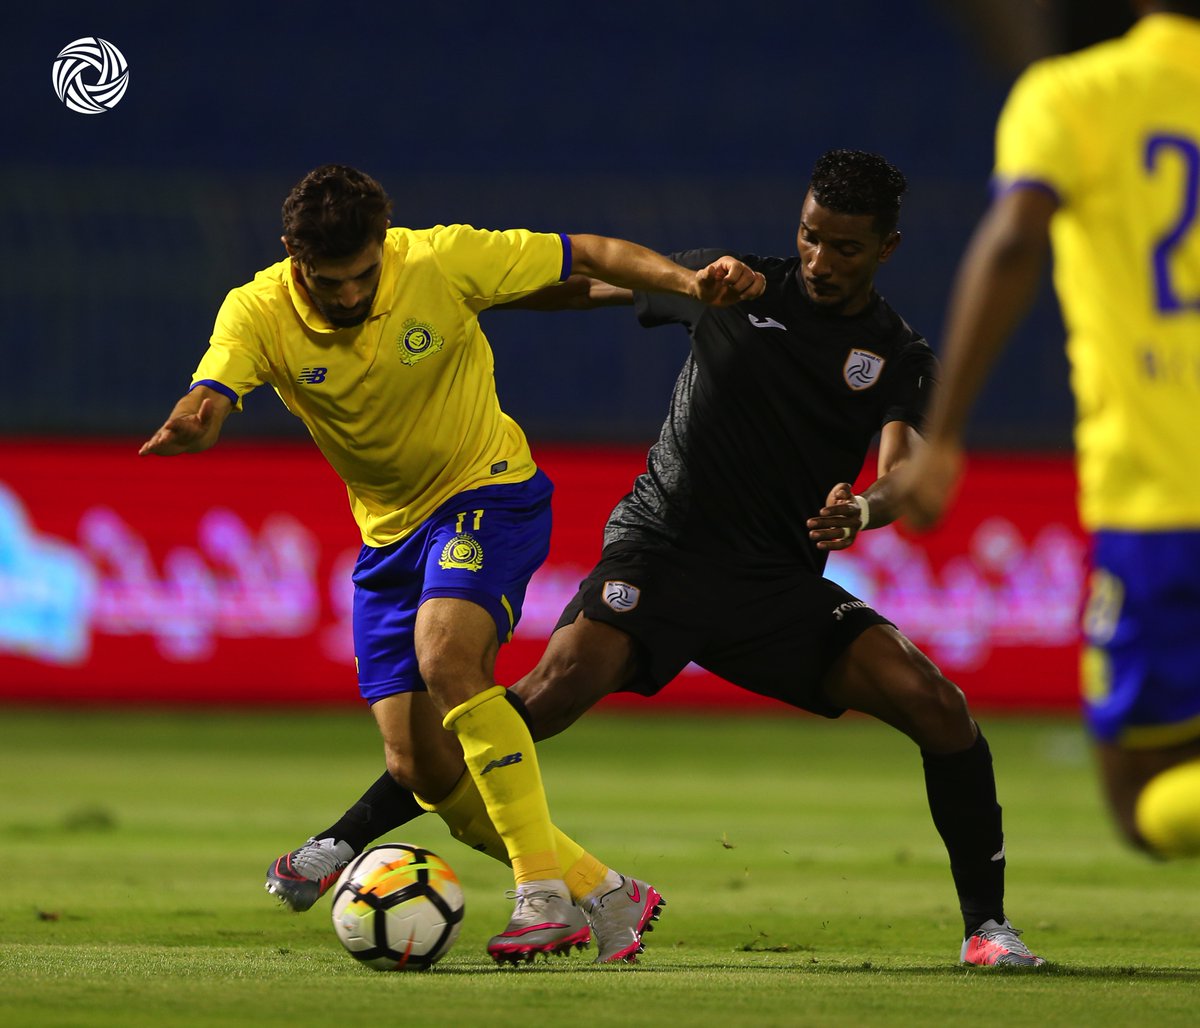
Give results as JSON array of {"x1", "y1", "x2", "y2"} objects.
[{"x1": 330, "y1": 843, "x2": 465, "y2": 971}]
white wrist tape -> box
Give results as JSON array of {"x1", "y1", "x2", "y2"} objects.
[{"x1": 854, "y1": 494, "x2": 871, "y2": 531}]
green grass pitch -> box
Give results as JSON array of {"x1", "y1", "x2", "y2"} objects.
[{"x1": 2, "y1": 707, "x2": 1197, "y2": 1026}]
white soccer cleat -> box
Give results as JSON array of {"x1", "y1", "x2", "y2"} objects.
[{"x1": 960, "y1": 918, "x2": 1046, "y2": 967}]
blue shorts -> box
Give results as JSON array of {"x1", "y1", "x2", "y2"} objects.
[
  {"x1": 1081, "y1": 530, "x2": 1200, "y2": 747},
  {"x1": 352, "y1": 470, "x2": 553, "y2": 703}
]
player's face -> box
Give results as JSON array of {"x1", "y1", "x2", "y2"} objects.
[
  {"x1": 795, "y1": 191, "x2": 899, "y2": 316},
  {"x1": 293, "y1": 240, "x2": 384, "y2": 329}
]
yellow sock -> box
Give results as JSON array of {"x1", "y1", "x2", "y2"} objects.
[
  {"x1": 417, "y1": 769, "x2": 610, "y2": 900},
  {"x1": 1134, "y1": 758, "x2": 1200, "y2": 858},
  {"x1": 561, "y1": 846, "x2": 610, "y2": 900},
  {"x1": 415, "y1": 771, "x2": 510, "y2": 865},
  {"x1": 443, "y1": 686, "x2": 559, "y2": 886}
]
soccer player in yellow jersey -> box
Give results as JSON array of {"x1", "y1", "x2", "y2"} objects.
[
  {"x1": 140, "y1": 164, "x2": 765, "y2": 964},
  {"x1": 898, "y1": 2, "x2": 1200, "y2": 861}
]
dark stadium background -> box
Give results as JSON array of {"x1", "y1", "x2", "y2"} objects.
[
  {"x1": 0, "y1": 0, "x2": 1134, "y2": 706},
  {"x1": 5, "y1": 0, "x2": 1135, "y2": 445}
]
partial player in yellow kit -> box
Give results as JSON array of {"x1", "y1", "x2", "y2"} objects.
[{"x1": 899, "y1": 3, "x2": 1200, "y2": 859}]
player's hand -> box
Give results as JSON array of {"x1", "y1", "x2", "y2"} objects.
[
  {"x1": 138, "y1": 397, "x2": 216, "y2": 456},
  {"x1": 893, "y1": 439, "x2": 964, "y2": 532},
  {"x1": 807, "y1": 482, "x2": 865, "y2": 551},
  {"x1": 693, "y1": 256, "x2": 766, "y2": 306}
]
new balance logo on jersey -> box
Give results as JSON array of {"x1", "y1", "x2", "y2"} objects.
[
  {"x1": 296, "y1": 366, "x2": 328, "y2": 384},
  {"x1": 481, "y1": 752, "x2": 523, "y2": 774},
  {"x1": 748, "y1": 314, "x2": 787, "y2": 331}
]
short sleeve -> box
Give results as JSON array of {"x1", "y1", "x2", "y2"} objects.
[
  {"x1": 994, "y1": 58, "x2": 1085, "y2": 203},
  {"x1": 190, "y1": 288, "x2": 274, "y2": 410},
  {"x1": 431, "y1": 225, "x2": 567, "y2": 311},
  {"x1": 881, "y1": 341, "x2": 937, "y2": 432}
]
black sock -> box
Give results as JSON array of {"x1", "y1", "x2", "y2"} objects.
[
  {"x1": 315, "y1": 771, "x2": 425, "y2": 855},
  {"x1": 504, "y1": 688, "x2": 533, "y2": 730},
  {"x1": 922, "y1": 728, "x2": 1006, "y2": 936}
]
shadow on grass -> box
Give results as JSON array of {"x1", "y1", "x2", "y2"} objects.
[{"x1": 423, "y1": 960, "x2": 1200, "y2": 980}]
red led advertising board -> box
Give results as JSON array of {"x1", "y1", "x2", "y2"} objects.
[{"x1": 0, "y1": 441, "x2": 1084, "y2": 710}]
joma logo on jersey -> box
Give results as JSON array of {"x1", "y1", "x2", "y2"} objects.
[
  {"x1": 832, "y1": 600, "x2": 870, "y2": 621},
  {"x1": 296, "y1": 366, "x2": 328, "y2": 384},
  {"x1": 602, "y1": 581, "x2": 640, "y2": 612},
  {"x1": 843, "y1": 349, "x2": 885, "y2": 391},
  {"x1": 438, "y1": 533, "x2": 484, "y2": 571},
  {"x1": 397, "y1": 318, "x2": 444, "y2": 366}
]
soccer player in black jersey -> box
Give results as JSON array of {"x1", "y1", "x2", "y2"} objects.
[{"x1": 268, "y1": 150, "x2": 1046, "y2": 968}]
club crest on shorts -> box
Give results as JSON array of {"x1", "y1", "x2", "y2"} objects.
[
  {"x1": 843, "y1": 348, "x2": 885, "y2": 391},
  {"x1": 438, "y1": 533, "x2": 484, "y2": 571},
  {"x1": 602, "y1": 580, "x2": 640, "y2": 612},
  {"x1": 397, "y1": 318, "x2": 444, "y2": 366}
]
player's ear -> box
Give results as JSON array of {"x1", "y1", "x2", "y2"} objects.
[
  {"x1": 878, "y1": 230, "x2": 901, "y2": 264},
  {"x1": 281, "y1": 235, "x2": 296, "y2": 257}
]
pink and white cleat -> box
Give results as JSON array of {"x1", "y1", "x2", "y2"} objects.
[
  {"x1": 961, "y1": 918, "x2": 1046, "y2": 967},
  {"x1": 583, "y1": 875, "x2": 665, "y2": 964},
  {"x1": 487, "y1": 884, "x2": 591, "y2": 965}
]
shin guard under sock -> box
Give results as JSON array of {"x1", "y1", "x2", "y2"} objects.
[
  {"x1": 922, "y1": 729, "x2": 1006, "y2": 934},
  {"x1": 443, "y1": 685, "x2": 559, "y2": 885}
]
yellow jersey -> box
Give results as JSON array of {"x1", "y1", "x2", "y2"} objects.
[
  {"x1": 994, "y1": 14, "x2": 1200, "y2": 531},
  {"x1": 192, "y1": 225, "x2": 568, "y2": 546}
]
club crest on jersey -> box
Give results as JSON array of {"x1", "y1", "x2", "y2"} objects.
[
  {"x1": 397, "y1": 318, "x2": 444, "y2": 366},
  {"x1": 602, "y1": 580, "x2": 640, "y2": 613},
  {"x1": 438, "y1": 533, "x2": 484, "y2": 571},
  {"x1": 843, "y1": 348, "x2": 885, "y2": 391}
]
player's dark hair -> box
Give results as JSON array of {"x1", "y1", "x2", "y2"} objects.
[
  {"x1": 282, "y1": 165, "x2": 392, "y2": 267},
  {"x1": 809, "y1": 150, "x2": 907, "y2": 236}
]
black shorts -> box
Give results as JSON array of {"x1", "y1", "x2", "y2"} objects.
[{"x1": 555, "y1": 540, "x2": 893, "y2": 718}]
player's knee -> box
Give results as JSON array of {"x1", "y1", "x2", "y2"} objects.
[
  {"x1": 1134, "y1": 759, "x2": 1200, "y2": 858},
  {"x1": 905, "y1": 667, "x2": 974, "y2": 750},
  {"x1": 416, "y1": 649, "x2": 488, "y2": 712}
]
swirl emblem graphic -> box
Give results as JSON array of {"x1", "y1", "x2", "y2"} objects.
[
  {"x1": 52, "y1": 37, "x2": 129, "y2": 115},
  {"x1": 842, "y1": 348, "x2": 885, "y2": 392},
  {"x1": 602, "y1": 581, "x2": 641, "y2": 613}
]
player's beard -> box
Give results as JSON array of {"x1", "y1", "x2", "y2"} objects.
[{"x1": 315, "y1": 291, "x2": 377, "y2": 328}]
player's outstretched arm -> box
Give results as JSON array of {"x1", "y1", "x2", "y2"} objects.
[
  {"x1": 896, "y1": 185, "x2": 1055, "y2": 531},
  {"x1": 568, "y1": 234, "x2": 765, "y2": 306},
  {"x1": 495, "y1": 275, "x2": 635, "y2": 311},
  {"x1": 139, "y1": 386, "x2": 233, "y2": 456}
]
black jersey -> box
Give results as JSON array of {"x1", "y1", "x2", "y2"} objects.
[{"x1": 605, "y1": 249, "x2": 936, "y2": 574}]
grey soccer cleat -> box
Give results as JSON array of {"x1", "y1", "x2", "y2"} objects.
[
  {"x1": 582, "y1": 875, "x2": 665, "y2": 964},
  {"x1": 486, "y1": 885, "x2": 591, "y2": 965},
  {"x1": 265, "y1": 837, "x2": 355, "y2": 912}
]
